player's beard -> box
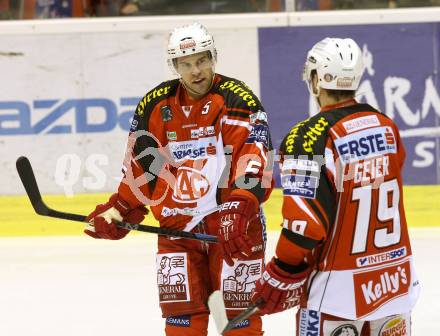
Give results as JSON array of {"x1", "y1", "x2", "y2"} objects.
[{"x1": 180, "y1": 69, "x2": 215, "y2": 99}]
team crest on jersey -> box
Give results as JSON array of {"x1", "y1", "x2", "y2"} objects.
[
  {"x1": 221, "y1": 260, "x2": 262, "y2": 310},
  {"x1": 379, "y1": 316, "x2": 407, "y2": 336},
  {"x1": 161, "y1": 105, "x2": 173, "y2": 121},
  {"x1": 156, "y1": 253, "x2": 190, "y2": 303},
  {"x1": 172, "y1": 166, "x2": 210, "y2": 203}
]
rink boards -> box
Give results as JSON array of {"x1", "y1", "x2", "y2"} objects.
[{"x1": 1, "y1": 186, "x2": 438, "y2": 236}]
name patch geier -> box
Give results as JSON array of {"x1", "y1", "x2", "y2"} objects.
[
  {"x1": 281, "y1": 174, "x2": 318, "y2": 199},
  {"x1": 334, "y1": 126, "x2": 397, "y2": 164}
]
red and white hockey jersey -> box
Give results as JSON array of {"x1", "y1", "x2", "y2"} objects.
[
  {"x1": 277, "y1": 99, "x2": 420, "y2": 320},
  {"x1": 117, "y1": 74, "x2": 273, "y2": 232}
]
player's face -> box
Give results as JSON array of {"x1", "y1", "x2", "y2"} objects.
[{"x1": 175, "y1": 51, "x2": 214, "y2": 97}]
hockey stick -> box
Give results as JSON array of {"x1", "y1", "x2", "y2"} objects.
[
  {"x1": 208, "y1": 290, "x2": 229, "y2": 334},
  {"x1": 221, "y1": 300, "x2": 262, "y2": 333},
  {"x1": 16, "y1": 156, "x2": 218, "y2": 243},
  {"x1": 208, "y1": 289, "x2": 263, "y2": 335}
]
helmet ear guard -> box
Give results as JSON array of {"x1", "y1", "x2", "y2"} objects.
[
  {"x1": 302, "y1": 37, "x2": 364, "y2": 95},
  {"x1": 166, "y1": 22, "x2": 217, "y2": 76}
]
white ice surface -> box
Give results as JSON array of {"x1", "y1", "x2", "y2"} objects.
[{"x1": 0, "y1": 229, "x2": 438, "y2": 335}]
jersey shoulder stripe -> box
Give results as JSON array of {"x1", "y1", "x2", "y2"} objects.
[
  {"x1": 280, "y1": 103, "x2": 380, "y2": 156},
  {"x1": 135, "y1": 79, "x2": 179, "y2": 118},
  {"x1": 215, "y1": 74, "x2": 263, "y2": 114}
]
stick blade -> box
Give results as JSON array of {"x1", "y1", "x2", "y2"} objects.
[
  {"x1": 16, "y1": 156, "x2": 50, "y2": 216},
  {"x1": 208, "y1": 290, "x2": 228, "y2": 335}
]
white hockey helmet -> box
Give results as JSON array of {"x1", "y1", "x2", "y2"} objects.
[
  {"x1": 302, "y1": 37, "x2": 364, "y2": 96},
  {"x1": 167, "y1": 22, "x2": 217, "y2": 75}
]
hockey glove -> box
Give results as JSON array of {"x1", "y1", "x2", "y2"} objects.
[
  {"x1": 85, "y1": 193, "x2": 148, "y2": 240},
  {"x1": 216, "y1": 194, "x2": 258, "y2": 266},
  {"x1": 251, "y1": 258, "x2": 310, "y2": 315}
]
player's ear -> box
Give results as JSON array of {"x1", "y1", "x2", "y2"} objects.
[{"x1": 311, "y1": 70, "x2": 319, "y2": 95}]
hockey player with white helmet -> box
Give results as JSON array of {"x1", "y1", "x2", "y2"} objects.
[
  {"x1": 251, "y1": 37, "x2": 420, "y2": 335},
  {"x1": 85, "y1": 22, "x2": 273, "y2": 335}
]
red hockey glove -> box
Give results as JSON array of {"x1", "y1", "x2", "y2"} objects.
[
  {"x1": 85, "y1": 193, "x2": 148, "y2": 240},
  {"x1": 216, "y1": 194, "x2": 258, "y2": 266},
  {"x1": 251, "y1": 258, "x2": 310, "y2": 315}
]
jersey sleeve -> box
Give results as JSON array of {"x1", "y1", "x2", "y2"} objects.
[
  {"x1": 117, "y1": 82, "x2": 173, "y2": 209},
  {"x1": 276, "y1": 117, "x2": 336, "y2": 266},
  {"x1": 219, "y1": 79, "x2": 274, "y2": 205}
]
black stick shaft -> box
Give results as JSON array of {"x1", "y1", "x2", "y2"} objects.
[{"x1": 16, "y1": 156, "x2": 218, "y2": 244}]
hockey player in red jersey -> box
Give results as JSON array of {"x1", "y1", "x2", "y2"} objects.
[
  {"x1": 251, "y1": 37, "x2": 420, "y2": 335},
  {"x1": 84, "y1": 22, "x2": 273, "y2": 335}
]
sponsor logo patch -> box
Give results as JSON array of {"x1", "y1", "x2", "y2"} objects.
[
  {"x1": 343, "y1": 115, "x2": 380, "y2": 133},
  {"x1": 330, "y1": 324, "x2": 359, "y2": 336},
  {"x1": 180, "y1": 39, "x2": 196, "y2": 50},
  {"x1": 166, "y1": 315, "x2": 191, "y2": 327},
  {"x1": 353, "y1": 260, "x2": 410, "y2": 318},
  {"x1": 231, "y1": 319, "x2": 250, "y2": 329},
  {"x1": 191, "y1": 129, "x2": 199, "y2": 139},
  {"x1": 356, "y1": 247, "x2": 407, "y2": 268},
  {"x1": 336, "y1": 77, "x2": 355, "y2": 88},
  {"x1": 246, "y1": 124, "x2": 269, "y2": 148},
  {"x1": 157, "y1": 253, "x2": 190, "y2": 303},
  {"x1": 129, "y1": 118, "x2": 138, "y2": 132},
  {"x1": 282, "y1": 158, "x2": 320, "y2": 172},
  {"x1": 249, "y1": 110, "x2": 268, "y2": 124},
  {"x1": 167, "y1": 131, "x2": 177, "y2": 141},
  {"x1": 169, "y1": 137, "x2": 217, "y2": 162},
  {"x1": 379, "y1": 316, "x2": 407, "y2": 336},
  {"x1": 335, "y1": 126, "x2": 397, "y2": 163},
  {"x1": 298, "y1": 309, "x2": 321, "y2": 336},
  {"x1": 281, "y1": 174, "x2": 318, "y2": 198},
  {"x1": 222, "y1": 260, "x2": 262, "y2": 310},
  {"x1": 161, "y1": 206, "x2": 200, "y2": 217},
  {"x1": 219, "y1": 80, "x2": 258, "y2": 108}
]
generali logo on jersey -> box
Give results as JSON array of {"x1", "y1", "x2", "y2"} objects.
[
  {"x1": 222, "y1": 261, "x2": 262, "y2": 310},
  {"x1": 353, "y1": 260, "x2": 410, "y2": 318},
  {"x1": 156, "y1": 253, "x2": 190, "y2": 303}
]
